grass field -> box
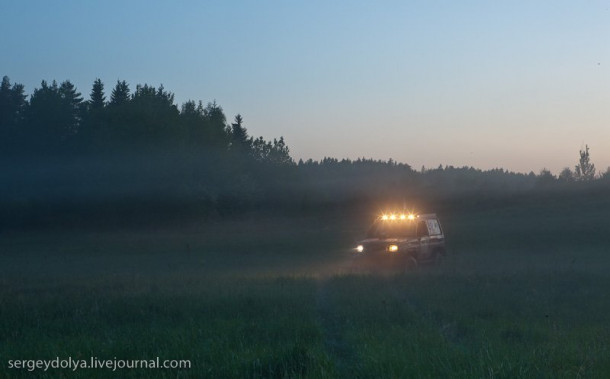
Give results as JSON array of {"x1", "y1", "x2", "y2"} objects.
[{"x1": 1, "y1": 195, "x2": 610, "y2": 378}]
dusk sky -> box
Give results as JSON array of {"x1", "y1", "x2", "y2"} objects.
[{"x1": 2, "y1": 1, "x2": 609, "y2": 174}]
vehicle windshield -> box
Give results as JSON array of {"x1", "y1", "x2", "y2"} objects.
[{"x1": 367, "y1": 220, "x2": 416, "y2": 238}]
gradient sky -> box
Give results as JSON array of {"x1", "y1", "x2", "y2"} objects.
[{"x1": 2, "y1": 1, "x2": 609, "y2": 173}]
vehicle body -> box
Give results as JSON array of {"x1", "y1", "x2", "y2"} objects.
[{"x1": 353, "y1": 213, "x2": 445, "y2": 269}]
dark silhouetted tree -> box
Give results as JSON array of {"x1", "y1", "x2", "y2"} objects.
[
  {"x1": 250, "y1": 136, "x2": 293, "y2": 166},
  {"x1": 574, "y1": 145, "x2": 596, "y2": 181},
  {"x1": 25, "y1": 80, "x2": 65, "y2": 154},
  {"x1": 109, "y1": 80, "x2": 130, "y2": 107},
  {"x1": 180, "y1": 100, "x2": 204, "y2": 146},
  {"x1": 80, "y1": 79, "x2": 108, "y2": 152},
  {"x1": 89, "y1": 78, "x2": 105, "y2": 110},
  {"x1": 128, "y1": 84, "x2": 181, "y2": 148},
  {"x1": 230, "y1": 114, "x2": 251, "y2": 152},
  {"x1": 24, "y1": 79, "x2": 83, "y2": 154},
  {"x1": 58, "y1": 80, "x2": 84, "y2": 137},
  {"x1": 269, "y1": 137, "x2": 293, "y2": 166},
  {"x1": 251, "y1": 136, "x2": 271, "y2": 162},
  {"x1": 203, "y1": 101, "x2": 229, "y2": 146},
  {"x1": 0, "y1": 76, "x2": 27, "y2": 154},
  {"x1": 558, "y1": 167, "x2": 574, "y2": 183},
  {"x1": 536, "y1": 168, "x2": 555, "y2": 186},
  {"x1": 204, "y1": 101, "x2": 226, "y2": 130},
  {"x1": 180, "y1": 100, "x2": 229, "y2": 149}
]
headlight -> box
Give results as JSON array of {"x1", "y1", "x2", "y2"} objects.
[
  {"x1": 388, "y1": 244, "x2": 398, "y2": 252},
  {"x1": 356, "y1": 245, "x2": 364, "y2": 253}
]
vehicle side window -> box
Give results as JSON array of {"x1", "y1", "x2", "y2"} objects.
[
  {"x1": 417, "y1": 221, "x2": 429, "y2": 237},
  {"x1": 425, "y1": 219, "x2": 442, "y2": 236}
]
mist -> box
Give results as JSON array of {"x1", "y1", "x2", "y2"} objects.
[{"x1": 3, "y1": 75, "x2": 610, "y2": 376}]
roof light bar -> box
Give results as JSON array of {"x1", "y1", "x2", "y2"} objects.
[{"x1": 380, "y1": 212, "x2": 418, "y2": 221}]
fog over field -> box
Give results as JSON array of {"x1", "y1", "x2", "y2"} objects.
[
  {"x1": 2, "y1": 73, "x2": 610, "y2": 377},
  {"x1": 2, "y1": 69, "x2": 610, "y2": 376},
  {"x1": 2, "y1": 195, "x2": 610, "y2": 377},
  {"x1": 2, "y1": 1, "x2": 610, "y2": 377}
]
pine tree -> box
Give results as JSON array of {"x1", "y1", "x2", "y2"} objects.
[
  {"x1": 231, "y1": 114, "x2": 251, "y2": 152},
  {"x1": 109, "y1": 80, "x2": 130, "y2": 106},
  {"x1": 89, "y1": 78, "x2": 105, "y2": 110},
  {"x1": 59, "y1": 80, "x2": 84, "y2": 135},
  {"x1": 0, "y1": 76, "x2": 27, "y2": 154}
]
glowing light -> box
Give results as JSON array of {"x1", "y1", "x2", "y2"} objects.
[
  {"x1": 382, "y1": 212, "x2": 417, "y2": 221},
  {"x1": 356, "y1": 245, "x2": 364, "y2": 253},
  {"x1": 388, "y1": 244, "x2": 398, "y2": 252}
]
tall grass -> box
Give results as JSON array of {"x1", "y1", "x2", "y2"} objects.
[{"x1": 1, "y1": 197, "x2": 610, "y2": 377}]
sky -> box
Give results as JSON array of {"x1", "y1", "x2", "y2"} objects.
[{"x1": 2, "y1": 1, "x2": 609, "y2": 174}]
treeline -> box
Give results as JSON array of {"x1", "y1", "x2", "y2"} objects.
[
  {"x1": 0, "y1": 76, "x2": 296, "y2": 225},
  {"x1": 0, "y1": 76, "x2": 291, "y2": 161},
  {"x1": 1, "y1": 75, "x2": 608, "y2": 227}
]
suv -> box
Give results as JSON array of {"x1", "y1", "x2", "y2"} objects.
[{"x1": 353, "y1": 213, "x2": 445, "y2": 269}]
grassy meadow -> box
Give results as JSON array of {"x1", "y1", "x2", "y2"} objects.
[{"x1": 1, "y1": 194, "x2": 610, "y2": 378}]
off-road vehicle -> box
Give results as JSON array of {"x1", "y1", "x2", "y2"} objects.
[{"x1": 353, "y1": 213, "x2": 446, "y2": 270}]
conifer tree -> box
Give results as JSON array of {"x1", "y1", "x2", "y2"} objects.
[
  {"x1": 0, "y1": 76, "x2": 27, "y2": 154},
  {"x1": 109, "y1": 80, "x2": 130, "y2": 106},
  {"x1": 89, "y1": 78, "x2": 106, "y2": 110}
]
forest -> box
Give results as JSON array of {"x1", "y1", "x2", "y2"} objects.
[{"x1": 0, "y1": 75, "x2": 607, "y2": 227}]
